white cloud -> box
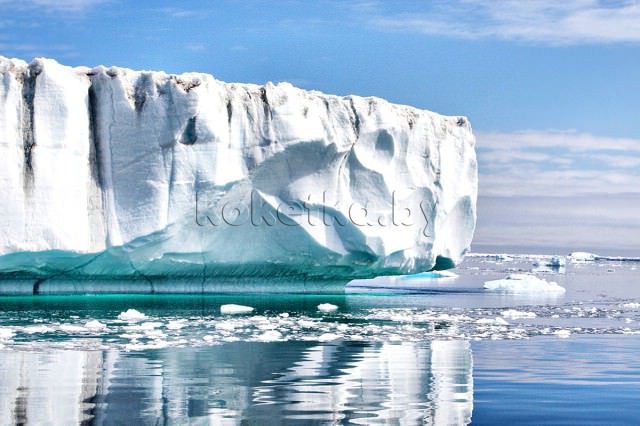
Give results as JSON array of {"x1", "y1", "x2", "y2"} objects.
[
  {"x1": 478, "y1": 129, "x2": 640, "y2": 152},
  {"x1": 0, "y1": 0, "x2": 106, "y2": 12},
  {"x1": 370, "y1": 0, "x2": 640, "y2": 45},
  {"x1": 186, "y1": 43, "x2": 207, "y2": 52},
  {"x1": 476, "y1": 130, "x2": 640, "y2": 196}
]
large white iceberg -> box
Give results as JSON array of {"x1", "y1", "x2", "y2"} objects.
[{"x1": 0, "y1": 57, "x2": 477, "y2": 292}]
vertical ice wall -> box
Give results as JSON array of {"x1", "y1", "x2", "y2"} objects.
[{"x1": 0, "y1": 56, "x2": 477, "y2": 279}]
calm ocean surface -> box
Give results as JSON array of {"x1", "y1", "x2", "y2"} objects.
[{"x1": 1, "y1": 256, "x2": 639, "y2": 424}]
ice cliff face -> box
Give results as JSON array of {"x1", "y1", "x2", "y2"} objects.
[{"x1": 0, "y1": 57, "x2": 477, "y2": 289}]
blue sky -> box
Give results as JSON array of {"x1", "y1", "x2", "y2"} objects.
[{"x1": 1, "y1": 0, "x2": 639, "y2": 254}]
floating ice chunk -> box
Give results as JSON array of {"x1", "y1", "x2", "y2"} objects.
[
  {"x1": 501, "y1": 309, "x2": 537, "y2": 319},
  {"x1": 220, "y1": 304, "x2": 254, "y2": 314},
  {"x1": 279, "y1": 313, "x2": 290, "y2": 318},
  {"x1": 622, "y1": 303, "x2": 640, "y2": 309},
  {"x1": 118, "y1": 309, "x2": 147, "y2": 321},
  {"x1": 0, "y1": 327, "x2": 15, "y2": 340},
  {"x1": 476, "y1": 317, "x2": 509, "y2": 326},
  {"x1": 22, "y1": 325, "x2": 54, "y2": 334},
  {"x1": 85, "y1": 320, "x2": 106, "y2": 330},
  {"x1": 257, "y1": 330, "x2": 282, "y2": 341},
  {"x1": 318, "y1": 333, "x2": 340, "y2": 342},
  {"x1": 167, "y1": 319, "x2": 187, "y2": 330},
  {"x1": 483, "y1": 273, "x2": 566, "y2": 294},
  {"x1": 203, "y1": 335, "x2": 215, "y2": 342},
  {"x1": 317, "y1": 303, "x2": 338, "y2": 312},
  {"x1": 59, "y1": 324, "x2": 87, "y2": 333},
  {"x1": 554, "y1": 329, "x2": 571, "y2": 338},
  {"x1": 569, "y1": 252, "x2": 597, "y2": 262}
]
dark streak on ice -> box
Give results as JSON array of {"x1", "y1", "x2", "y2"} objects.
[
  {"x1": 348, "y1": 98, "x2": 360, "y2": 139},
  {"x1": 180, "y1": 117, "x2": 198, "y2": 145},
  {"x1": 226, "y1": 99, "x2": 233, "y2": 124},
  {"x1": 21, "y1": 63, "x2": 40, "y2": 189},
  {"x1": 260, "y1": 87, "x2": 273, "y2": 120},
  {"x1": 134, "y1": 74, "x2": 153, "y2": 112},
  {"x1": 87, "y1": 84, "x2": 104, "y2": 188}
]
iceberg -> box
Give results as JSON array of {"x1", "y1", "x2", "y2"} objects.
[{"x1": 0, "y1": 57, "x2": 477, "y2": 293}]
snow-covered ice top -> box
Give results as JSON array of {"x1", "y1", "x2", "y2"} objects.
[{"x1": 0, "y1": 57, "x2": 477, "y2": 286}]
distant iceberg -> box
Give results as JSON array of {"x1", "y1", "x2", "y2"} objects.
[{"x1": 0, "y1": 57, "x2": 477, "y2": 293}]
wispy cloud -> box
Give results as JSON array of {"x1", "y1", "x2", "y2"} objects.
[
  {"x1": 369, "y1": 0, "x2": 640, "y2": 45},
  {"x1": 0, "y1": 0, "x2": 108, "y2": 12},
  {"x1": 30, "y1": 0, "x2": 107, "y2": 11},
  {"x1": 476, "y1": 130, "x2": 640, "y2": 196},
  {"x1": 186, "y1": 43, "x2": 207, "y2": 52}
]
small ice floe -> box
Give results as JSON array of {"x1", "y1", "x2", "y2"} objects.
[
  {"x1": 569, "y1": 252, "x2": 597, "y2": 263},
  {"x1": 59, "y1": 324, "x2": 87, "y2": 333},
  {"x1": 484, "y1": 273, "x2": 566, "y2": 294},
  {"x1": 317, "y1": 303, "x2": 338, "y2": 312},
  {"x1": 501, "y1": 309, "x2": 537, "y2": 319},
  {"x1": 166, "y1": 319, "x2": 187, "y2": 330},
  {"x1": 554, "y1": 329, "x2": 571, "y2": 338},
  {"x1": 257, "y1": 330, "x2": 282, "y2": 341},
  {"x1": 318, "y1": 333, "x2": 340, "y2": 342},
  {"x1": 220, "y1": 304, "x2": 254, "y2": 314},
  {"x1": 118, "y1": 309, "x2": 147, "y2": 321},
  {"x1": 0, "y1": 327, "x2": 15, "y2": 340},
  {"x1": 622, "y1": 303, "x2": 640, "y2": 309},
  {"x1": 476, "y1": 317, "x2": 509, "y2": 326},
  {"x1": 85, "y1": 320, "x2": 107, "y2": 330}
]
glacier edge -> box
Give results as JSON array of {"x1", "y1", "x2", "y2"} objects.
[{"x1": 0, "y1": 56, "x2": 477, "y2": 292}]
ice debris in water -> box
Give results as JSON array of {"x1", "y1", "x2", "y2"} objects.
[
  {"x1": 257, "y1": 330, "x2": 282, "y2": 341},
  {"x1": 501, "y1": 309, "x2": 537, "y2": 319},
  {"x1": 484, "y1": 273, "x2": 566, "y2": 294},
  {"x1": 622, "y1": 303, "x2": 640, "y2": 309},
  {"x1": 85, "y1": 320, "x2": 106, "y2": 330},
  {"x1": 317, "y1": 303, "x2": 338, "y2": 312},
  {"x1": 0, "y1": 328, "x2": 15, "y2": 340},
  {"x1": 220, "y1": 304, "x2": 254, "y2": 314},
  {"x1": 117, "y1": 309, "x2": 147, "y2": 321}
]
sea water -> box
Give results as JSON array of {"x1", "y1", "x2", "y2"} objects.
[{"x1": 0, "y1": 256, "x2": 639, "y2": 424}]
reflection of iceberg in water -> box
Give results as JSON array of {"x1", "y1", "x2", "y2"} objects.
[
  {"x1": 0, "y1": 351, "x2": 103, "y2": 424},
  {"x1": 0, "y1": 340, "x2": 473, "y2": 424},
  {"x1": 260, "y1": 340, "x2": 473, "y2": 424}
]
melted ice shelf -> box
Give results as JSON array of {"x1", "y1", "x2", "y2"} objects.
[{"x1": 0, "y1": 57, "x2": 477, "y2": 290}]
